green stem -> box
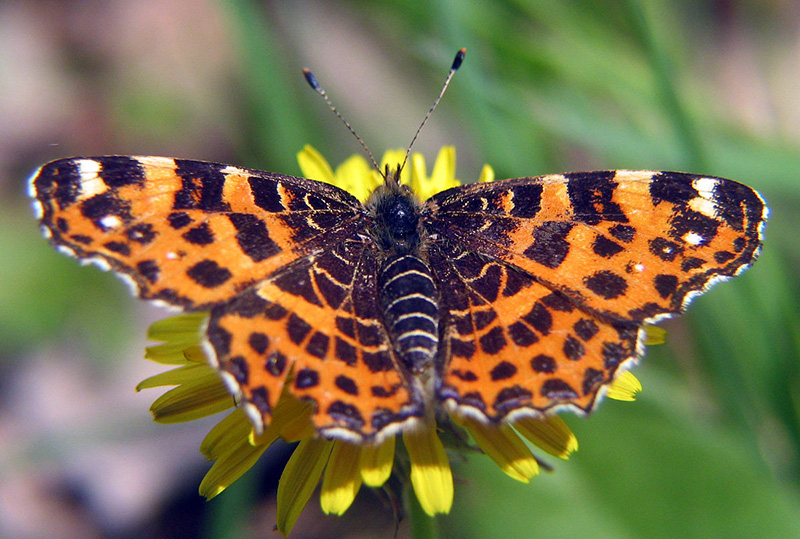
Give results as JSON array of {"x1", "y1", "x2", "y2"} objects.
[{"x1": 405, "y1": 481, "x2": 440, "y2": 539}]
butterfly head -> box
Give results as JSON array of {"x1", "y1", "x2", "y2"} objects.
[{"x1": 365, "y1": 166, "x2": 423, "y2": 254}]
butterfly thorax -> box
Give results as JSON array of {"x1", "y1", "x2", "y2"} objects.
[{"x1": 366, "y1": 169, "x2": 440, "y2": 375}]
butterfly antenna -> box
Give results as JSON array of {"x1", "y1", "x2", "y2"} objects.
[
  {"x1": 399, "y1": 48, "x2": 466, "y2": 173},
  {"x1": 303, "y1": 68, "x2": 382, "y2": 176}
]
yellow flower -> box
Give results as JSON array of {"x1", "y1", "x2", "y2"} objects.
[{"x1": 137, "y1": 146, "x2": 653, "y2": 536}]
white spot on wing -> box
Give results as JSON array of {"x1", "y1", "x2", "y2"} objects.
[
  {"x1": 100, "y1": 215, "x2": 122, "y2": 229},
  {"x1": 684, "y1": 231, "x2": 704, "y2": 245},
  {"x1": 77, "y1": 159, "x2": 101, "y2": 181},
  {"x1": 689, "y1": 196, "x2": 718, "y2": 219},
  {"x1": 56, "y1": 244, "x2": 77, "y2": 258},
  {"x1": 634, "y1": 263, "x2": 645, "y2": 272},
  {"x1": 221, "y1": 165, "x2": 248, "y2": 175},
  {"x1": 135, "y1": 156, "x2": 176, "y2": 168},
  {"x1": 80, "y1": 177, "x2": 109, "y2": 198},
  {"x1": 83, "y1": 255, "x2": 111, "y2": 272},
  {"x1": 692, "y1": 177, "x2": 719, "y2": 198},
  {"x1": 32, "y1": 200, "x2": 45, "y2": 220}
]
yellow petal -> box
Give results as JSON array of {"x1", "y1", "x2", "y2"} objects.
[
  {"x1": 402, "y1": 420, "x2": 453, "y2": 516},
  {"x1": 478, "y1": 163, "x2": 495, "y2": 183},
  {"x1": 455, "y1": 415, "x2": 538, "y2": 483},
  {"x1": 380, "y1": 149, "x2": 406, "y2": 172},
  {"x1": 149, "y1": 370, "x2": 233, "y2": 423},
  {"x1": 410, "y1": 152, "x2": 428, "y2": 197},
  {"x1": 320, "y1": 441, "x2": 363, "y2": 515},
  {"x1": 267, "y1": 395, "x2": 315, "y2": 443},
  {"x1": 144, "y1": 342, "x2": 193, "y2": 365},
  {"x1": 380, "y1": 149, "x2": 407, "y2": 184},
  {"x1": 147, "y1": 312, "x2": 207, "y2": 342},
  {"x1": 200, "y1": 407, "x2": 254, "y2": 460},
  {"x1": 198, "y1": 435, "x2": 269, "y2": 500},
  {"x1": 297, "y1": 145, "x2": 336, "y2": 185},
  {"x1": 419, "y1": 147, "x2": 461, "y2": 199},
  {"x1": 182, "y1": 344, "x2": 209, "y2": 363},
  {"x1": 144, "y1": 313, "x2": 207, "y2": 364},
  {"x1": 642, "y1": 325, "x2": 666, "y2": 345},
  {"x1": 514, "y1": 415, "x2": 578, "y2": 459},
  {"x1": 606, "y1": 370, "x2": 643, "y2": 401},
  {"x1": 276, "y1": 437, "x2": 334, "y2": 536},
  {"x1": 334, "y1": 154, "x2": 376, "y2": 202},
  {"x1": 430, "y1": 146, "x2": 456, "y2": 186},
  {"x1": 359, "y1": 436, "x2": 395, "y2": 487},
  {"x1": 136, "y1": 363, "x2": 214, "y2": 391}
]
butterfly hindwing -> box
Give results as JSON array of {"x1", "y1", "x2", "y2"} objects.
[
  {"x1": 208, "y1": 237, "x2": 420, "y2": 441},
  {"x1": 430, "y1": 242, "x2": 639, "y2": 419}
]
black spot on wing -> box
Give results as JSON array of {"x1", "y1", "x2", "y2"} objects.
[
  {"x1": 592, "y1": 235, "x2": 624, "y2": 258},
  {"x1": 531, "y1": 354, "x2": 556, "y2": 373},
  {"x1": 248, "y1": 177, "x2": 285, "y2": 213},
  {"x1": 295, "y1": 368, "x2": 319, "y2": 389},
  {"x1": 248, "y1": 332, "x2": 269, "y2": 355},
  {"x1": 490, "y1": 361, "x2": 517, "y2": 381},
  {"x1": 97, "y1": 156, "x2": 146, "y2": 187},
  {"x1": 508, "y1": 183, "x2": 543, "y2": 218},
  {"x1": 287, "y1": 313, "x2": 312, "y2": 345},
  {"x1": 228, "y1": 213, "x2": 281, "y2": 262},
  {"x1": 653, "y1": 274, "x2": 678, "y2": 299},
  {"x1": 173, "y1": 160, "x2": 230, "y2": 212},
  {"x1": 266, "y1": 351, "x2": 287, "y2": 376},
  {"x1": 582, "y1": 368, "x2": 604, "y2": 396},
  {"x1": 523, "y1": 221, "x2": 574, "y2": 269},
  {"x1": 608, "y1": 224, "x2": 636, "y2": 243},
  {"x1": 493, "y1": 385, "x2": 533, "y2": 415},
  {"x1": 137, "y1": 260, "x2": 160, "y2": 284},
  {"x1": 566, "y1": 171, "x2": 628, "y2": 225},
  {"x1": 167, "y1": 211, "x2": 193, "y2": 229},
  {"x1": 541, "y1": 379, "x2": 578, "y2": 400},
  {"x1": 81, "y1": 192, "x2": 131, "y2": 228},
  {"x1": 335, "y1": 375, "x2": 359, "y2": 396},
  {"x1": 584, "y1": 270, "x2": 628, "y2": 299},
  {"x1": 328, "y1": 401, "x2": 365, "y2": 429},
  {"x1": 182, "y1": 222, "x2": 215, "y2": 245},
  {"x1": 126, "y1": 223, "x2": 157, "y2": 245},
  {"x1": 186, "y1": 259, "x2": 232, "y2": 288},
  {"x1": 649, "y1": 172, "x2": 697, "y2": 206},
  {"x1": 104, "y1": 241, "x2": 130, "y2": 256}
]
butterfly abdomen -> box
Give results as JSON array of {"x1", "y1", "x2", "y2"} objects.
[{"x1": 379, "y1": 254, "x2": 440, "y2": 372}]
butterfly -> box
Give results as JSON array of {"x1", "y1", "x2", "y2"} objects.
[{"x1": 30, "y1": 151, "x2": 767, "y2": 443}]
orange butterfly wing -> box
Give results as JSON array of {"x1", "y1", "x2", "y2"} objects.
[{"x1": 425, "y1": 171, "x2": 766, "y2": 419}]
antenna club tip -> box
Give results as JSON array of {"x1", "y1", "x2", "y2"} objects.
[
  {"x1": 452, "y1": 48, "x2": 466, "y2": 70},
  {"x1": 303, "y1": 69, "x2": 321, "y2": 91}
]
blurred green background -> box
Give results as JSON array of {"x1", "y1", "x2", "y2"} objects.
[{"x1": 2, "y1": 1, "x2": 799, "y2": 538}]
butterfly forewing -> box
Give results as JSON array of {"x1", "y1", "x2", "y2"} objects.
[
  {"x1": 32, "y1": 156, "x2": 364, "y2": 309},
  {"x1": 425, "y1": 171, "x2": 766, "y2": 324}
]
